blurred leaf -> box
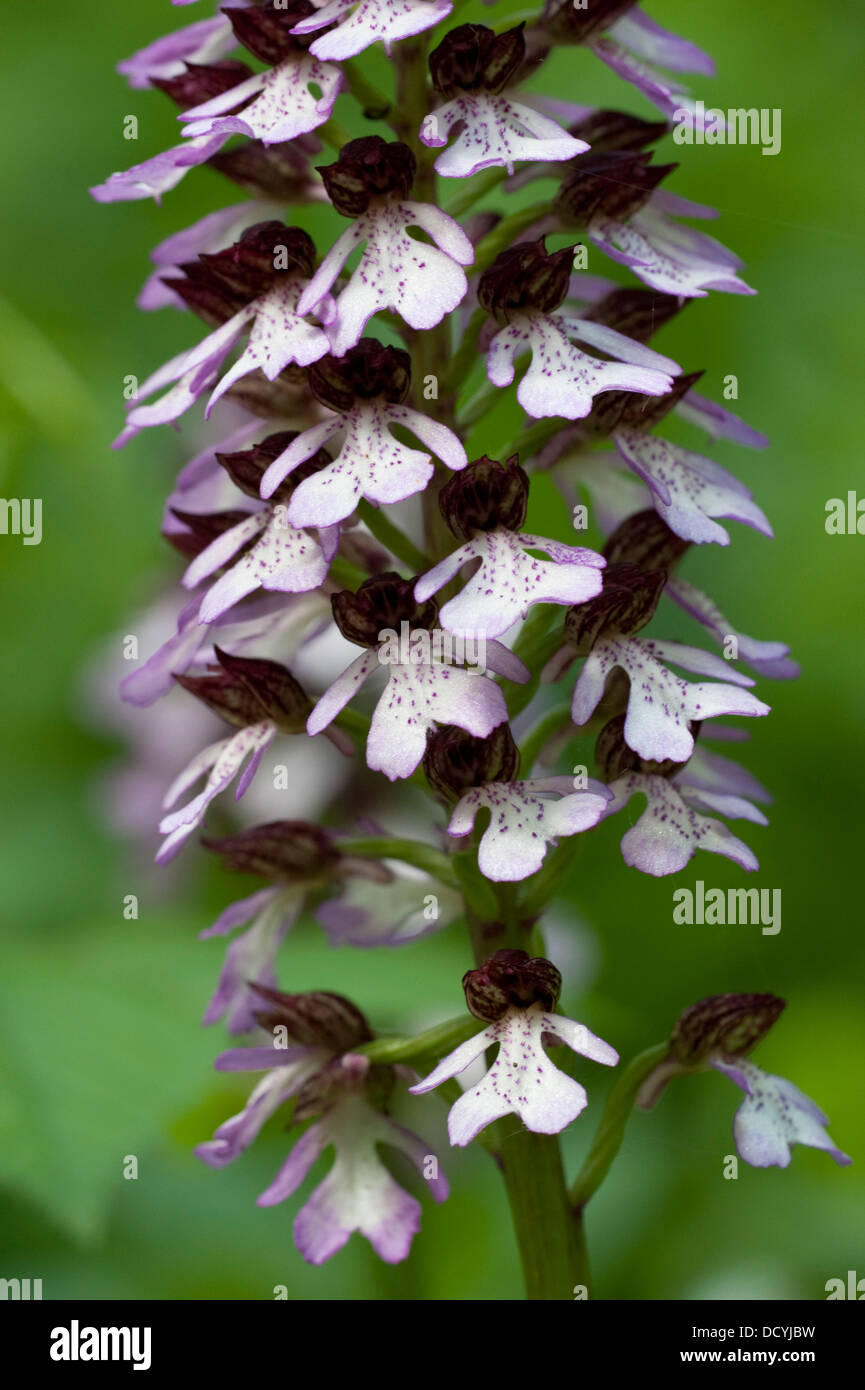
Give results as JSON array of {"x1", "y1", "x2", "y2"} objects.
[{"x1": 0, "y1": 916, "x2": 214, "y2": 1243}]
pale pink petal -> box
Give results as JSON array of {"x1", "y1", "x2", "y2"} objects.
[
  {"x1": 572, "y1": 635, "x2": 770, "y2": 764},
  {"x1": 449, "y1": 780, "x2": 609, "y2": 881},
  {"x1": 614, "y1": 428, "x2": 773, "y2": 544},
  {"x1": 260, "y1": 419, "x2": 344, "y2": 499},
  {"x1": 206, "y1": 281, "x2": 331, "y2": 413},
  {"x1": 543, "y1": 1014, "x2": 619, "y2": 1067},
  {"x1": 424, "y1": 92, "x2": 586, "y2": 179},
  {"x1": 609, "y1": 10, "x2": 715, "y2": 75},
  {"x1": 90, "y1": 133, "x2": 227, "y2": 203},
  {"x1": 293, "y1": 0, "x2": 453, "y2": 62},
  {"x1": 367, "y1": 662, "x2": 507, "y2": 781},
  {"x1": 488, "y1": 312, "x2": 674, "y2": 420},
  {"x1": 711, "y1": 1060, "x2": 852, "y2": 1169},
  {"x1": 665, "y1": 577, "x2": 798, "y2": 679},
  {"x1": 285, "y1": 403, "x2": 455, "y2": 528},
  {"x1": 119, "y1": 16, "x2": 239, "y2": 90},
  {"x1": 183, "y1": 510, "x2": 267, "y2": 589},
  {"x1": 309, "y1": 205, "x2": 470, "y2": 356},
  {"x1": 307, "y1": 649, "x2": 380, "y2": 735},
  {"x1": 156, "y1": 721, "x2": 276, "y2": 861},
  {"x1": 590, "y1": 201, "x2": 754, "y2": 297},
  {"x1": 198, "y1": 513, "x2": 332, "y2": 620},
  {"x1": 182, "y1": 53, "x2": 342, "y2": 145},
  {"x1": 606, "y1": 772, "x2": 760, "y2": 875}
]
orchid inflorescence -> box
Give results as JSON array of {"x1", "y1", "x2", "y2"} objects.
[{"x1": 95, "y1": 0, "x2": 849, "y2": 1293}]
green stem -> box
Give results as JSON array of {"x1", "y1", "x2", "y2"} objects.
[
  {"x1": 444, "y1": 166, "x2": 507, "y2": 218},
  {"x1": 466, "y1": 883, "x2": 590, "y2": 1298},
  {"x1": 341, "y1": 60, "x2": 391, "y2": 119},
  {"x1": 452, "y1": 849, "x2": 502, "y2": 922},
  {"x1": 356, "y1": 499, "x2": 430, "y2": 573},
  {"x1": 456, "y1": 381, "x2": 501, "y2": 430},
  {"x1": 518, "y1": 701, "x2": 572, "y2": 775},
  {"x1": 388, "y1": 34, "x2": 591, "y2": 1304},
  {"x1": 515, "y1": 416, "x2": 568, "y2": 464},
  {"x1": 338, "y1": 836, "x2": 460, "y2": 887},
  {"x1": 506, "y1": 634, "x2": 564, "y2": 719},
  {"x1": 329, "y1": 554, "x2": 369, "y2": 590},
  {"x1": 440, "y1": 304, "x2": 487, "y2": 398},
  {"x1": 519, "y1": 834, "x2": 583, "y2": 921},
  {"x1": 332, "y1": 707, "x2": 370, "y2": 740},
  {"x1": 570, "y1": 1043, "x2": 670, "y2": 1211},
  {"x1": 496, "y1": 1126, "x2": 592, "y2": 1299},
  {"x1": 358, "y1": 1016, "x2": 477, "y2": 1065},
  {"x1": 317, "y1": 118, "x2": 353, "y2": 152},
  {"x1": 511, "y1": 604, "x2": 559, "y2": 667}
]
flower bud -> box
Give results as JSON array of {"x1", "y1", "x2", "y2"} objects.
[
  {"x1": 439, "y1": 454, "x2": 528, "y2": 540},
  {"x1": 166, "y1": 507, "x2": 253, "y2": 560},
  {"x1": 594, "y1": 715, "x2": 640, "y2": 781},
  {"x1": 463, "y1": 949, "x2": 562, "y2": 1022},
  {"x1": 293, "y1": 1055, "x2": 395, "y2": 1121},
  {"x1": 223, "y1": 2, "x2": 316, "y2": 65},
  {"x1": 424, "y1": 724, "x2": 520, "y2": 802},
  {"x1": 331, "y1": 573, "x2": 437, "y2": 648},
  {"x1": 584, "y1": 286, "x2": 686, "y2": 345},
  {"x1": 221, "y1": 366, "x2": 310, "y2": 419},
  {"x1": 216, "y1": 431, "x2": 332, "y2": 506},
  {"x1": 216, "y1": 647, "x2": 313, "y2": 731},
  {"x1": 584, "y1": 369, "x2": 705, "y2": 437},
  {"x1": 563, "y1": 562, "x2": 666, "y2": 654},
  {"x1": 429, "y1": 23, "x2": 525, "y2": 99},
  {"x1": 249, "y1": 985, "x2": 373, "y2": 1051},
  {"x1": 319, "y1": 136, "x2": 416, "y2": 217},
  {"x1": 207, "y1": 139, "x2": 320, "y2": 202},
  {"x1": 555, "y1": 151, "x2": 675, "y2": 226},
  {"x1": 163, "y1": 260, "x2": 249, "y2": 326},
  {"x1": 175, "y1": 648, "x2": 313, "y2": 732},
  {"x1": 198, "y1": 222, "x2": 315, "y2": 302},
  {"x1": 202, "y1": 820, "x2": 340, "y2": 881},
  {"x1": 670, "y1": 993, "x2": 786, "y2": 1065},
  {"x1": 602, "y1": 509, "x2": 691, "y2": 571},
  {"x1": 636, "y1": 993, "x2": 787, "y2": 1111},
  {"x1": 538, "y1": 0, "x2": 637, "y2": 45},
  {"x1": 569, "y1": 108, "x2": 670, "y2": 153},
  {"x1": 307, "y1": 339, "x2": 411, "y2": 413},
  {"x1": 478, "y1": 239, "x2": 573, "y2": 322},
  {"x1": 153, "y1": 59, "x2": 254, "y2": 109},
  {"x1": 174, "y1": 671, "x2": 264, "y2": 728}
]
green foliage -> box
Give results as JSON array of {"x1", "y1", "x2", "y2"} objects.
[{"x1": 0, "y1": 0, "x2": 862, "y2": 1300}]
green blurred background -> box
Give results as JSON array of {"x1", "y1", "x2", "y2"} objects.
[{"x1": 0, "y1": 0, "x2": 863, "y2": 1300}]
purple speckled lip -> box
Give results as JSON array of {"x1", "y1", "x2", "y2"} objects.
[
  {"x1": 710, "y1": 1058, "x2": 853, "y2": 1170},
  {"x1": 411, "y1": 1000, "x2": 618, "y2": 1145}
]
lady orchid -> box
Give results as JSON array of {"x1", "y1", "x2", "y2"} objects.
[{"x1": 96, "y1": 0, "x2": 849, "y2": 1298}]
